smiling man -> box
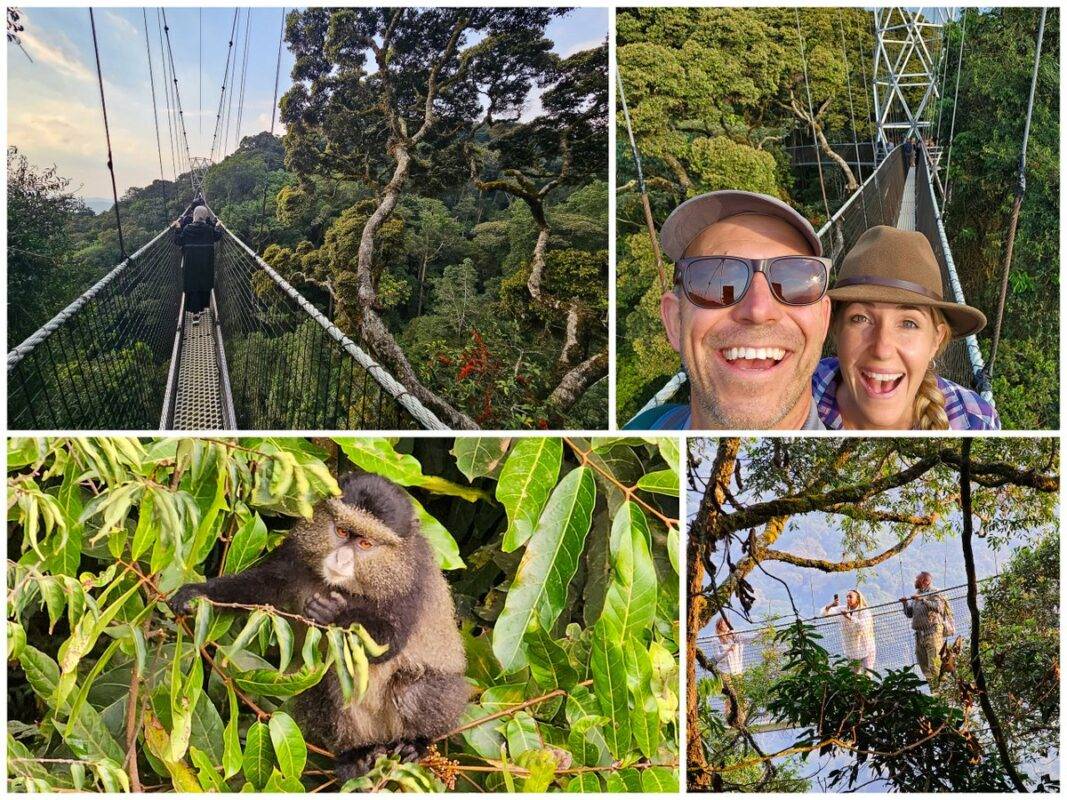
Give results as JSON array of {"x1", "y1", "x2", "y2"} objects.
[{"x1": 627, "y1": 191, "x2": 831, "y2": 430}]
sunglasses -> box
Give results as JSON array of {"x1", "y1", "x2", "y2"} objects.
[{"x1": 674, "y1": 255, "x2": 831, "y2": 309}]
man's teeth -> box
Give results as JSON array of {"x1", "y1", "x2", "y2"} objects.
[
  {"x1": 861, "y1": 369, "x2": 904, "y2": 382},
  {"x1": 723, "y1": 347, "x2": 786, "y2": 362}
]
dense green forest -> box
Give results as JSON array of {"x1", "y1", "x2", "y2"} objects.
[
  {"x1": 616, "y1": 8, "x2": 1058, "y2": 429},
  {"x1": 8, "y1": 8, "x2": 608, "y2": 430},
  {"x1": 7, "y1": 436, "x2": 679, "y2": 792}
]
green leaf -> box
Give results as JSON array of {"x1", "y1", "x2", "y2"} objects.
[
  {"x1": 497, "y1": 437, "x2": 563, "y2": 552},
  {"x1": 334, "y1": 439, "x2": 424, "y2": 485},
  {"x1": 194, "y1": 598, "x2": 212, "y2": 649},
  {"x1": 190, "y1": 689, "x2": 226, "y2": 769},
  {"x1": 641, "y1": 767, "x2": 679, "y2": 792},
  {"x1": 8, "y1": 620, "x2": 27, "y2": 661},
  {"x1": 653, "y1": 437, "x2": 680, "y2": 473},
  {"x1": 224, "y1": 514, "x2": 268, "y2": 575},
  {"x1": 408, "y1": 495, "x2": 465, "y2": 570},
  {"x1": 590, "y1": 622, "x2": 631, "y2": 759},
  {"x1": 230, "y1": 664, "x2": 328, "y2": 698},
  {"x1": 516, "y1": 748, "x2": 557, "y2": 792},
  {"x1": 242, "y1": 721, "x2": 274, "y2": 790},
  {"x1": 523, "y1": 620, "x2": 579, "y2": 691},
  {"x1": 228, "y1": 610, "x2": 269, "y2": 654},
  {"x1": 604, "y1": 768, "x2": 643, "y2": 792},
  {"x1": 223, "y1": 685, "x2": 242, "y2": 778},
  {"x1": 601, "y1": 502, "x2": 657, "y2": 642},
  {"x1": 667, "y1": 526, "x2": 679, "y2": 575},
  {"x1": 272, "y1": 614, "x2": 294, "y2": 672},
  {"x1": 493, "y1": 466, "x2": 596, "y2": 672},
  {"x1": 504, "y1": 711, "x2": 542, "y2": 756},
  {"x1": 190, "y1": 746, "x2": 228, "y2": 792},
  {"x1": 268, "y1": 712, "x2": 308, "y2": 780},
  {"x1": 636, "y1": 468, "x2": 679, "y2": 497},
  {"x1": 565, "y1": 773, "x2": 602, "y2": 792},
  {"x1": 452, "y1": 437, "x2": 511, "y2": 481},
  {"x1": 625, "y1": 640, "x2": 660, "y2": 759}
]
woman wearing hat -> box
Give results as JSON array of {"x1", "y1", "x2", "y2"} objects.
[{"x1": 812, "y1": 226, "x2": 1000, "y2": 430}]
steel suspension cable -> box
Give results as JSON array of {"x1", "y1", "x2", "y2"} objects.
[
  {"x1": 161, "y1": 9, "x2": 194, "y2": 177},
  {"x1": 256, "y1": 8, "x2": 286, "y2": 248},
  {"x1": 156, "y1": 9, "x2": 179, "y2": 185},
  {"x1": 943, "y1": 9, "x2": 968, "y2": 206},
  {"x1": 210, "y1": 9, "x2": 240, "y2": 163},
  {"x1": 233, "y1": 9, "x2": 253, "y2": 153},
  {"x1": 616, "y1": 70, "x2": 666, "y2": 292},
  {"x1": 794, "y1": 9, "x2": 831, "y2": 223},
  {"x1": 222, "y1": 12, "x2": 242, "y2": 158},
  {"x1": 933, "y1": 10, "x2": 952, "y2": 147},
  {"x1": 199, "y1": 8, "x2": 202, "y2": 141},
  {"x1": 89, "y1": 9, "x2": 127, "y2": 260},
  {"x1": 836, "y1": 10, "x2": 866, "y2": 187},
  {"x1": 986, "y1": 7, "x2": 1047, "y2": 378},
  {"x1": 142, "y1": 9, "x2": 169, "y2": 224}
]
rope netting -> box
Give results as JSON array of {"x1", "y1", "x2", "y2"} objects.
[
  {"x1": 915, "y1": 147, "x2": 990, "y2": 399},
  {"x1": 214, "y1": 227, "x2": 445, "y2": 430},
  {"x1": 697, "y1": 581, "x2": 986, "y2": 680},
  {"x1": 8, "y1": 217, "x2": 445, "y2": 431},
  {"x1": 7, "y1": 229, "x2": 182, "y2": 429}
]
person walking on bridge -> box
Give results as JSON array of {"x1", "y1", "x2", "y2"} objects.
[
  {"x1": 900, "y1": 571, "x2": 956, "y2": 689},
  {"x1": 903, "y1": 136, "x2": 914, "y2": 171},
  {"x1": 821, "y1": 589, "x2": 876, "y2": 673},
  {"x1": 174, "y1": 205, "x2": 222, "y2": 317}
]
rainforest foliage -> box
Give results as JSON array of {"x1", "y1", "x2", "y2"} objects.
[
  {"x1": 616, "y1": 8, "x2": 1058, "y2": 428},
  {"x1": 7, "y1": 436, "x2": 679, "y2": 793},
  {"x1": 7, "y1": 7, "x2": 608, "y2": 430}
]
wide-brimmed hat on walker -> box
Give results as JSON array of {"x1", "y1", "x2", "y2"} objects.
[{"x1": 827, "y1": 225, "x2": 986, "y2": 338}]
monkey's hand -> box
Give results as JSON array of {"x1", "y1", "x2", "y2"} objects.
[
  {"x1": 305, "y1": 590, "x2": 349, "y2": 626},
  {"x1": 168, "y1": 583, "x2": 208, "y2": 617}
]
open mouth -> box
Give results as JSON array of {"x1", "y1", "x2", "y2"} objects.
[
  {"x1": 720, "y1": 346, "x2": 788, "y2": 371},
  {"x1": 859, "y1": 368, "x2": 905, "y2": 397}
]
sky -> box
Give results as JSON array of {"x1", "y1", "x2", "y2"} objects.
[{"x1": 7, "y1": 7, "x2": 608, "y2": 201}]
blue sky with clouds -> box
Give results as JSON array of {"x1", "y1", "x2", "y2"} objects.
[{"x1": 8, "y1": 7, "x2": 607, "y2": 199}]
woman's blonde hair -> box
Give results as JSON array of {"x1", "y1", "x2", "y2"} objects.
[
  {"x1": 847, "y1": 588, "x2": 869, "y2": 610},
  {"x1": 830, "y1": 304, "x2": 950, "y2": 430}
]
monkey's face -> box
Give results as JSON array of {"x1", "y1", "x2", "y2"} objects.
[{"x1": 316, "y1": 500, "x2": 415, "y2": 596}]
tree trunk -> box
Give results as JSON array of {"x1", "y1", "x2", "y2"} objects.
[
  {"x1": 959, "y1": 439, "x2": 1028, "y2": 792},
  {"x1": 527, "y1": 222, "x2": 550, "y2": 301},
  {"x1": 544, "y1": 350, "x2": 607, "y2": 424},
  {"x1": 353, "y1": 142, "x2": 478, "y2": 429},
  {"x1": 416, "y1": 255, "x2": 429, "y2": 317},
  {"x1": 790, "y1": 95, "x2": 859, "y2": 193},
  {"x1": 687, "y1": 438, "x2": 740, "y2": 791}
]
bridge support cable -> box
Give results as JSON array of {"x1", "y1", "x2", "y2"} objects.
[
  {"x1": 7, "y1": 229, "x2": 183, "y2": 429},
  {"x1": 214, "y1": 225, "x2": 446, "y2": 430},
  {"x1": 142, "y1": 9, "x2": 169, "y2": 225},
  {"x1": 835, "y1": 10, "x2": 867, "y2": 198},
  {"x1": 985, "y1": 7, "x2": 1046, "y2": 382},
  {"x1": 161, "y1": 9, "x2": 194, "y2": 177},
  {"x1": 943, "y1": 10, "x2": 968, "y2": 207},
  {"x1": 915, "y1": 144, "x2": 989, "y2": 397},
  {"x1": 794, "y1": 9, "x2": 832, "y2": 222},
  {"x1": 209, "y1": 9, "x2": 240, "y2": 163},
  {"x1": 233, "y1": 10, "x2": 253, "y2": 153},
  {"x1": 156, "y1": 10, "x2": 180, "y2": 184},
  {"x1": 89, "y1": 9, "x2": 127, "y2": 261},
  {"x1": 256, "y1": 8, "x2": 286, "y2": 247}
]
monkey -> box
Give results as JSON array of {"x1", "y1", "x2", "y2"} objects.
[
  {"x1": 938, "y1": 635, "x2": 964, "y2": 683},
  {"x1": 168, "y1": 472, "x2": 469, "y2": 781}
]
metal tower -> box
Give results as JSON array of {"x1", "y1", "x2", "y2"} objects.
[
  {"x1": 188, "y1": 156, "x2": 214, "y2": 196},
  {"x1": 872, "y1": 8, "x2": 950, "y2": 158}
]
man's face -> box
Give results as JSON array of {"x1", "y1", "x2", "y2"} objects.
[
  {"x1": 915, "y1": 573, "x2": 931, "y2": 592},
  {"x1": 660, "y1": 213, "x2": 831, "y2": 429}
]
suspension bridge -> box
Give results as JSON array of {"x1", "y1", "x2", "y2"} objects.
[
  {"x1": 625, "y1": 7, "x2": 1049, "y2": 421},
  {"x1": 7, "y1": 8, "x2": 445, "y2": 431}
]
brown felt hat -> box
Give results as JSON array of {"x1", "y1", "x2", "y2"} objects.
[
  {"x1": 828, "y1": 225, "x2": 986, "y2": 338},
  {"x1": 660, "y1": 190, "x2": 822, "y2": 261}
]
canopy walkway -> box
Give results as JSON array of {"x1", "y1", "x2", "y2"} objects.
[
  {"x1": 7, "y1": 210, "x2": 446, "y2": 431},
  {"x1": 697, "y1": 582, "x2": 989, "y2": 722}
]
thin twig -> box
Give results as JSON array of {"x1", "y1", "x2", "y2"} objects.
[{"x1": 440, "y1": 679, "x2": 593, "y2": 740}]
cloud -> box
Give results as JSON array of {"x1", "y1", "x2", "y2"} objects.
[
  {"x1": 103, "y1": 10, "x2": 140, "y2": 40},
  {"x1": 18, "y1": 27, "x2": 94, "y2": 84},
  {"x1": 558, "y1": 37, "x2": 603, "y2": 58}
]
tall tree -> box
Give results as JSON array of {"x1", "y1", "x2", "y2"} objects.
[{"x1": 282, "y1": 8, "x2": 562, "y2": 428}]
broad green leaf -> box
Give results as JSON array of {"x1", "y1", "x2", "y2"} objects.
[
  {"x1": 452, "y1": 437, "x2": 511, "y2": 481},
  {"x1": 626, "y1": 641, "x2": 660, "y2": 758},
  {"x1": 504, "y1": 711, "x2": 542, "y2": 756},
  {"x1": 565, "y1": 773, "x2": 601, "y2": 792},
  {"x1": 194, "y1": 598, "x2": 212, "y2": 649},
  {"x1": 409, "y1": 495, "x2": 465, "y2": 570},
  {"x1": 8, "y1": 620, "x2": 27, "y2": 660},
  {"x1": 223, "y1": 684, "x2": 242, "y2": 778},
  {"x1": 636, "y1": 469, "x2": 679, "y2": 497},
  {"x1": 230, "y1": 664, "x2": 328, "y2": 697},
  {"x1": 263, "y1": 769, "x2": 306, "y2": 792},
  {"x1": 523, "y1": 620, "x2": 578, "y2": 692},
  {"x1": 493, "y1": 467, "x2": 596, "y2": 672},
  {"x1": 642, "y1": 767, "x2": 679, "y2": 792},
  {"x1": 649, "y1": 640, "x2": 679, "y2": 725},
  {"x1": 190, "y1": 746, "x2": 228, "y2": 792},
  {"x1": 667, "y1": 526, "x2": 679, "y2": 575},
  {"x1": 272, "y1": 614, "x2": 294, "y2": 672},
  {"x1": 516, "y1": 748, "x2": 557, "y2": 792},
  {"x1": 654, "y1": 438, "x2": 680, "y2": 473},
  {"x1": 457, "y1": 703, "x2": 506, "y2": 758},
  {"x1": 268, "y1": 712, "x2": 307, "y2": 780},
  {"x1": 601, "y1": 502, "x2": 657, "y2": 642},
  {"x1": 590, "y1": 622, "x2": 631, "y2": 758},
  {"x1": 604, "y1": 768, "x2": 644, "y2": 792},
  {"x1": 333, "y1": 439, "x2": 424, "y2": 485},
  {"x1": 228, "y1": 610, "x2": 269, "y2": 654},
  {"x1": 242, "y1": 721, "x2": 273, "y2": 790},
  {"x1": 224, "y1": 514, "x2": 268, "y2": 575},
  {"x1": 189, "y1": 689, "x2": 226, "y2": 769},
  {"x1": 497, "y1": 438, "x2": 562, "y2": 552}
]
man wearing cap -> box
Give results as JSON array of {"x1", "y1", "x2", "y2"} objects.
[{"x1": 626, "y1": 191, "x2": 831, "y2": 430}]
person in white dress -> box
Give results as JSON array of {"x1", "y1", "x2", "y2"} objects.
[
  {"x1": 821, "y1": 589, "x2": 877, "y2": 673},
  {"x1": 713, "y1": 616, "x2": 744, "y2": 676}
]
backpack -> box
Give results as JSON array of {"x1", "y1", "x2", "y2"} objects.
[{"x1": 940, "y1": 594, "x2": 956, "y2": 637}]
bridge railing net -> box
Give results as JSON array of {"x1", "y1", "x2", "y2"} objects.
[
  {"x1": 697, "y1": 583, "x2": 980, "y2": 682},
  {"x1": 214, "y1": 228, "x2": 444, "y2": 430},
  {"x1": 915, "y1": 149, "x2": 989, "y2": 397},
  {"x1": 817, "y1": 144, "x2": 906, "y2": 267},
  {"x1": 7, "y1": 230, "x2": 182, "y2": 430}
]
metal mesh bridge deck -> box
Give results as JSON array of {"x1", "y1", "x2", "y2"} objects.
[{"x1": 161, "y1": 304, "x2": 234, "y2": 430}]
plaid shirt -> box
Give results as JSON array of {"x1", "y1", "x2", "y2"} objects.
[{"x1": 812, "y1": 358, "x2": 1000, "y2": 430}]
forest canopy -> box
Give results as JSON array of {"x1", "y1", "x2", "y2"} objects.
[
  {"x1": 7, "y1": 436, "x2": 679, "y2": 793},
  {"x1": 615, "y1": 8, "x2": 1059, "y2": 428},
  {"x1": 7, "y1": 7, "x2": 608, "y2": 430}
]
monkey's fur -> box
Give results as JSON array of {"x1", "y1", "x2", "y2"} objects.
[{"x1": 168, "y1": 473, "x2": 469, "y2": 780}]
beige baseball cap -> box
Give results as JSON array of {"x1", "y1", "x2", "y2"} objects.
[{"x1": 660, "y1": 190, "x2": 823, "y2": 261}]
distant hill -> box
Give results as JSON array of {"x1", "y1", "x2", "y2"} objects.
[{"x1": 79, "y1": 197, "x2": 112, "y2": 214}]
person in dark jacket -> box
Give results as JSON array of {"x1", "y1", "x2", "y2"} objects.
[
  {"x1": 174, "y1": 205, "x2": 222, "y2": 315},
  {"x1": 902, "y1": 136, "x2": 914, "y2": 170}
]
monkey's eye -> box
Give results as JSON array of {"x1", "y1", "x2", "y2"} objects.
[
  {"x1": 355, "y1": 536, "x2": 374, "y2": 551},
  {"x1": 336, "y1": 527, "x2": 354, "y2": 540}
]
